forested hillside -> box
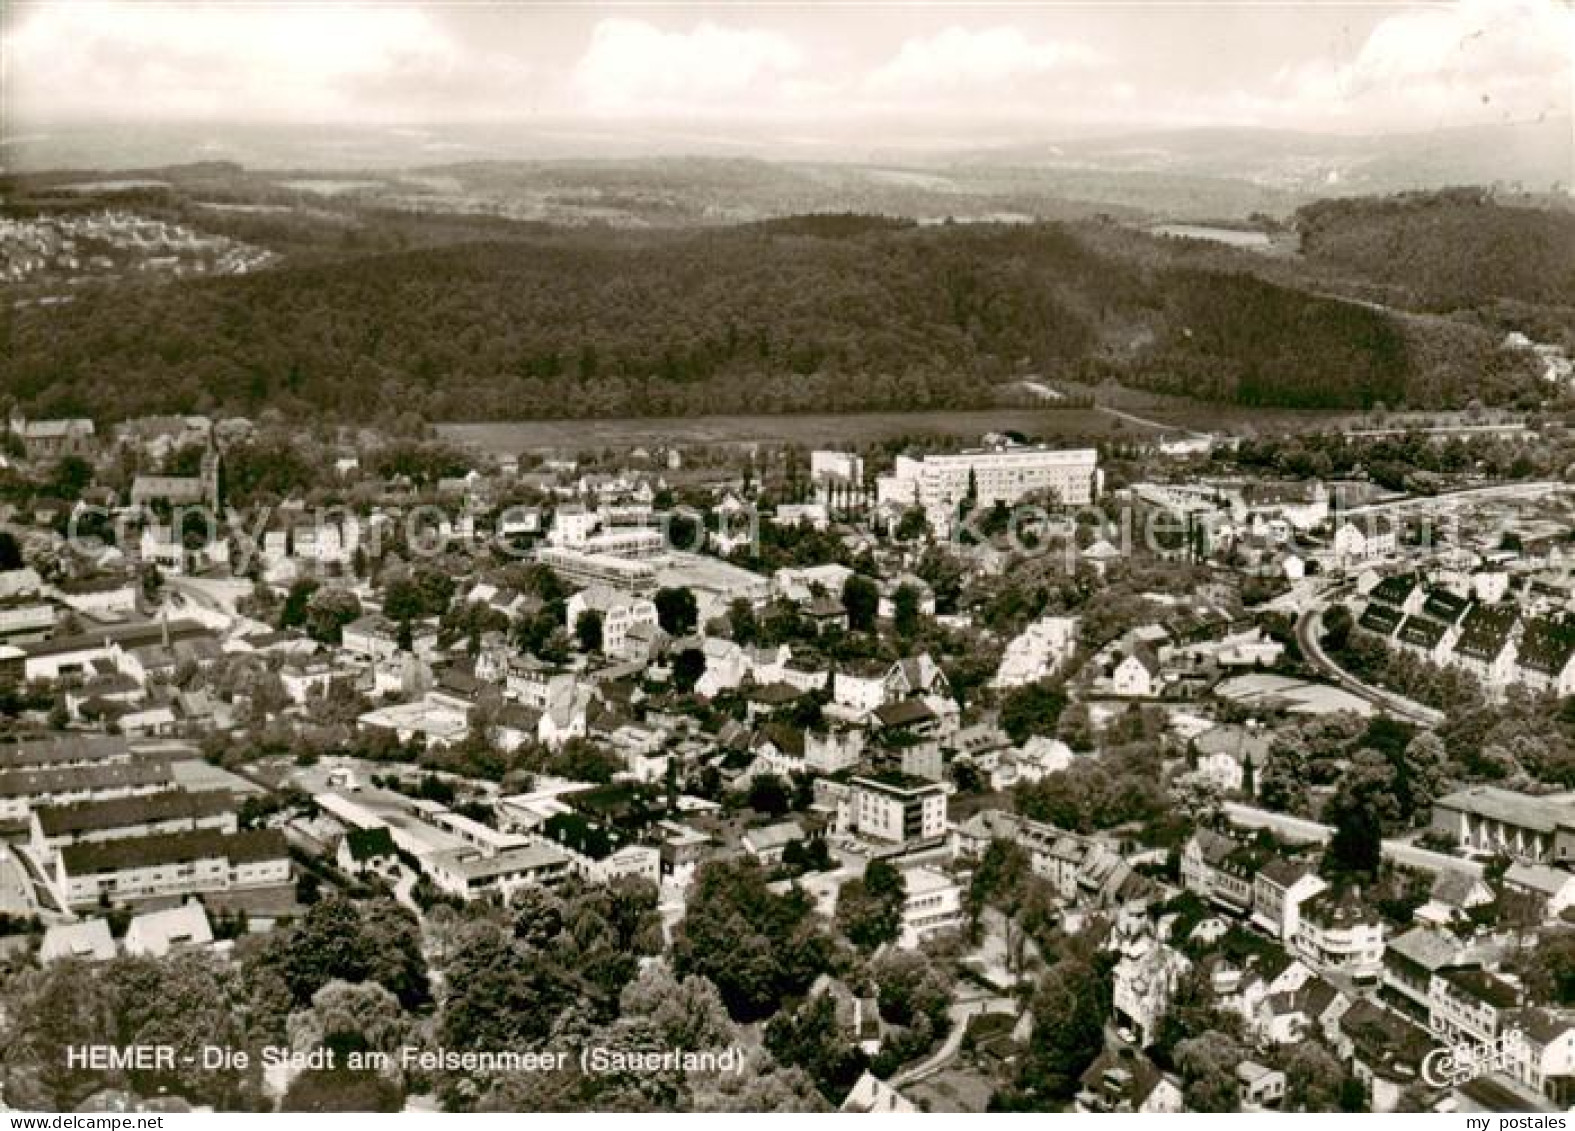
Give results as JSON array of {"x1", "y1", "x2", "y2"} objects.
[
  {"x1": 0, "y1": 215, "x2": 1548, "y2": 422},
  {"x1": 1296, "y1": 189, "x2": 1575, "y2": 310}
]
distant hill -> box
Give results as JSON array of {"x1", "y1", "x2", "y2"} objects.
[
  {"x1": 954, "y1": 118, "x2": 1573, "y2": 203},
  {"x1": 1, "y1": 215, "x2": 1546, "y2": 423},
  {"x1": 10, "y1": 118, "x2": 1567, "y2": 232}
]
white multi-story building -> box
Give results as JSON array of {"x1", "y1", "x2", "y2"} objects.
[
  {"x1": 548, "y1": 504, "x2": 663, "y2": 559},
  {"x1": 834, "y1": 662, "x2": 891, "y2": 715},
  {"x1": 1112, "y1": 931, "x2": 1192, "y2": 1046},
  {"x1": 549, "y1": 504, "x2": 599, "y2": 546},
  {"x1": 1294, "y1": 889, "x2": 1386, "y2": 981},
  {"x1": 810, "y1": 450, "x2": 864, "y2": 484},
  {"x1": 897, "y1": 866, "x2": 964, "y2": 947},
  {"x1": 1332, "y1": 518, "x2": 1398, "y2": 565},
  {"x1": 849, "y1": 773, "x2": 947, "y2": 845},
  {"x1": 566, "y1": 586, "x2": 659, "y2": 658},
  {"x1": 427, "y1": 843, "x2": 571, "y2": 902},
  {"x1": 876, "y1": 445, "x2": 1100, "y2": 533},
  {"x1": 1251, "y1": 858, "x2": 1328, "y2": 942}
]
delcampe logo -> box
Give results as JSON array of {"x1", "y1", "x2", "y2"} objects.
[{"x1": 1420, "y1": 1028, "x2": 1526, "y2": 1089}]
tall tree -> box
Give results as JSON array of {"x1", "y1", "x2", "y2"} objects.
[
  {"x1": 841, "y1": 575, "x2": 879, "y2": 633},
  {"x1": 575, "y1": 609, "x2": 604, "y2": 654},
  {"x1": 654, "y1": 586, "x2": 699, "y2": 636},
  {"x1": 835, "y1": 859, "x2": 907, "y2": 951}
]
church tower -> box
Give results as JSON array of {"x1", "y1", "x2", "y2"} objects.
[{"x1": 199, "y1": 434, "x2": 223, "y2": 514}]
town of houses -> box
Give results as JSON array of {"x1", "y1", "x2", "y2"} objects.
[
  {"x1": 1, "y1": 210, "x2": 276, "y2": 292},
  {"x1": 2, "y1": 406, "x2": 1575, "y2": 1114}
]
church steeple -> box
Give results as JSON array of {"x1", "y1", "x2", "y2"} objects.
[{"x1": 199, "y1": 429, "x2": 222, "y2": 514}]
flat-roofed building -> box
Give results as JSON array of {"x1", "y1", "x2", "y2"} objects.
[
  {"x1": 427, "y1": 843, "x2": 571, "y2": 902},
  {"x1": 536, "y1": 546, "x2": 657, "y2": 593},
  {"x1": 1294, "y1": 887, "x2": 1386, "y2": 981},
  {"x1": 876, "y1": 445, "x2": 1099, "y2": 534},
  {"x1": 897, "y1": 865, "x2": 964, "y2": 947},
  {"x1": 849, "y1": 772, "x2": 947, "y2": 845}
]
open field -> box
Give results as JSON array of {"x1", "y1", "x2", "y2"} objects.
[
  {"x1": 905, "y1": 1067, "x2": 998, "y2": 1113},
  {"x1": 438, "y1": 397, "x2": 1386, "y2": 454},
  {"x1": 439, "y1": 408, "x2": 1128, "y2": 453}
]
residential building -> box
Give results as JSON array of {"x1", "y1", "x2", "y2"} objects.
[
  {"x1": 1112, "y1": 927, "x2": 1191, "y2": 1046},
  {"x1": 1503, "y1": 862, "x2": 1575, "y2": 920},
  {"x1": 1110, "y1": 648, "x2": 1161, "y2": 698},
  {"x1": 1181, "y1": 829, "x2": 1257, "y2": 913},
  {"x1": 30, "y1": 789, "x2": 237, "y2": 853},
  {"x1": 1237, "y1": 1061, "x2": 1287, "y2": 1111},
  {"x1": 841, "y1": 1072, "x2": 916, "y2": 1114},
  {"x1": 741, "y1": 821, "x2": 805, "y2": 867},
  {"x1": 1294, "y1": 887, "x2": 1386, "y2": 981},
  {"x1": 54, "y1": 828, "x2": 291, "y2": 908},
  {"x1": 40, "y1": 918, "x2": 116, "y2": 963},
  {"x1": 337, "y1": 826, "x2": 401, "y2": 881},
  {"x1": 1383, "y1": 926, "x2": 1473, "y2": 1026},
  {"x1": 1430, "y1": 967, "x2": 1521, "y2": 1046},
  {"x1": 1251, "y1": 857, "x2": 1327, "y2": 942},
  {"x1": 123, "y1": 900, "x2": 213, "y2": 958},
  {"x1": 833, "y1": 661, "x2": 890, "y2": 715},
  {"x1": 565, "y1": 586, "x2": 659, "y2": 658},
  {"x1": 0, "y1": 760, "x2": 175, "y2": 822},
  {"x1": 427, "y1": 843, "x2": 571, "y2": 902},
  {"x1": 1076, "y1": 1047, "x2": 1182, "y2": 1113},
  {"x1": 1504, "y1": 1008, "x2": 1575, "y2": 1109},
  {"x1": 538, "y1": 811, "x2": 660, "y2": 884}
]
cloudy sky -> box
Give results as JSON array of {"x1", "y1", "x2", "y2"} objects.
[{"x1": 3, "y1": 0, "x2": 1571, "y2": 145}]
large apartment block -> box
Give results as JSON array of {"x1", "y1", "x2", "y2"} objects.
[{"x1": 876, "y1": 446, "x2": 1100, "y2": 533}]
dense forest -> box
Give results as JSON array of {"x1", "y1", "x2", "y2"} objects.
[
  {"x1": 1296, "y1": 189, "x2": 1575, "y2": 311},
  {"x1": 1, "y1": 202, "x2": 1556, "y2": 423}
]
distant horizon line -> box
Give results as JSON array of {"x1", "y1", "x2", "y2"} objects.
[{"x1": 4, "y1": 112, "x2": 1567, "y2": 176}]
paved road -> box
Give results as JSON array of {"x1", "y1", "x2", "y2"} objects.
[
  {"x1": 1294, "y1": 604, "x2": 1445, "y2": 728},
  {"x1": 1092, "y1": 402, "x2": 1206, "y2": 439},
  {"x1": 1222, "y1": 801, "x2": 1483, "y2": 878},
  {"x1": 890, "y1": 995, "x2": 1018, "y2": 1087},
  {"x1": 1339, "y1": 479, "x2": 1567, "y2": 518}
]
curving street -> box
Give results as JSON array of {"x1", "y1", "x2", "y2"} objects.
[{"x1": 1294, "y1": 603, "x2": 1445, "y2": 728}]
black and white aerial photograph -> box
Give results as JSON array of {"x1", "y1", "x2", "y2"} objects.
[{"x1": 0, "y1": 0, "x2": 1572, "y2": 1118}]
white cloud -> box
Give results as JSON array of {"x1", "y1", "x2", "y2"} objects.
[
  {"x1": 2, "y1": 1, "x2": 510, "y2": 122},
  {"x1": 864, "y1": 25, "x2": 1103, "y2": 99},
  {"x1": 1268, "y1": 0, "x2": 1572, "y2": 127},
  {"x1": 571, "y1": 19, "x2": 804, "y2": 114},
  {"x1": 3, "y1": 1, "x2": 1565, "y2": 139}
]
